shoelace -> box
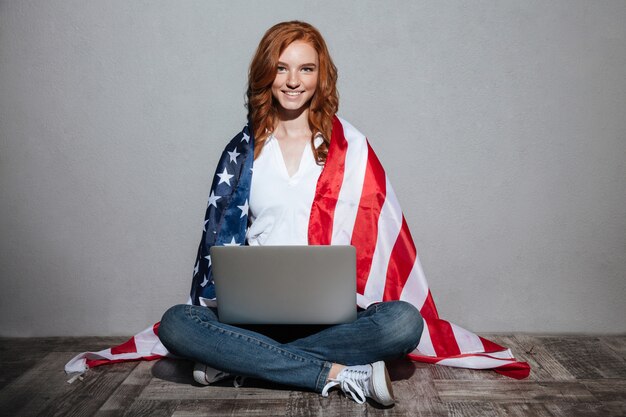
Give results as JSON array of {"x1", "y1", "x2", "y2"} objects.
[{"x1": 321, "y1": 368, "x2": 370, "y2": 404}]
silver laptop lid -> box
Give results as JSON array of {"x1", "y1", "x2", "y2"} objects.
[{"x1": 210, "y1": 245, "x2": 357, "y2": 325}]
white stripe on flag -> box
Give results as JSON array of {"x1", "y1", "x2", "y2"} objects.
[
  {"x1": 399, "y1": 252, "x2": 430, "y2": 311},
  {"x1": 485, "y1": 349, "x2": 516, "y2": 360},
  {"x1": 436, "y1": 356, "x2": 517, "y2": 369},
  {"x1": 134, "y1": 325, "x2": 159, "y2": 354},
  {"x1": 363, "y1": 177, "x2": 403, "y2": 302},
  {"x1": 331, "y1": 119, "x2": 368, "y2": 244},
  {"x1": 414, "y1": 317, "x2": 436, "y2": 356},
  {"x1": 450, "y1": 322, "x2": 485, "y2": 354}
]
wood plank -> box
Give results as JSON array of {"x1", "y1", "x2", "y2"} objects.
[
  {"x1": 504, "y1": 334, "x2": 577, "y2": 381},
  {"x1": 0, "y1": 351, "x2": 81, "y2": 416},
  {"x1": 445, "y1": 402, "x2": 500, "y2": 417},
  {"x1": 95, "y1": 360, "x2": 155, "y2": 417},
  {"x1": 600, "y1": 335, "x2": 626, "y2": 361},
  {"x1": 493, "y1": 403, "x2": 553, "y2": 417},
  {"x1": 0, "y1": 339, "x2": 52, "y2": 389},
  {"x1": 544, "y1": 401, "x2": 626, "y2": 417},
  {"x1": 454, "y1": 402, "x2": 563, "y2": 417},
  {"x1": 0, "y1": 351, "x2": 136, "y2": 416},
  {"x1": 0, "y1": 336, "x2": 127, "y2": 389},
  {"x1": 382, "y1": 359, "x2": 447, "y2": 416},
  {"x1": 173, "y1": 398, "x2": 289, "y2": 417},
  {"x1": 285, "y1": 373, "x2": 447, "y2": 416},
  {"x1": 122, "y1": 399, "x2": 180, "y2": 417},
  {"x1": 38, "y1": 360, "x2": 138, "y2": 417},
  {"x1": 2, "y1": 335, "x2": 626, "y2": 417},
  {"x1": 0, "y1": 357, "x2": 40, "y2": 390},
  {"x1": 386, "y1": 367, "x2": 447, "y2": 417},
  {"x1": 539, "y1": 336, "x2": 626, "y2": 379},
  {"x1": 139, "y1": 378, "x2": 293, "y2": 401},
  {"x1": 580, "y1": 379, "x2": 626, "y2": 402},
  {"x1": 286, "y1": 390, "x2": 371, "y2": 417},
  {"x1": 434, "y1": 380, "x2": 595, "y2": 403}
]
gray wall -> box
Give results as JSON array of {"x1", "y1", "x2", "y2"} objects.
[{"x1": 1, "y1": 1, "x2": 625, "y2": 337}]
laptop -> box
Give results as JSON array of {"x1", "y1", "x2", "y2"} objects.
[{"x1": 210, "y1": 245, "x2": 357, "y2": 325}]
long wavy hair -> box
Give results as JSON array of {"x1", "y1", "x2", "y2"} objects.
[{"x1": 246, "y1": 21, "x2": 339, "y2": 164}]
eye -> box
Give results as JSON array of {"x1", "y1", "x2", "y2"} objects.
[
  {"x1": 277, "y1": 66, "x2": 287, "y2": 73},
  {"x1": 302, "y1": 67, "x2": 315, "y2": 72}
]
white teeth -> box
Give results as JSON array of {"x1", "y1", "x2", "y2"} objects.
[{"x1": 285, "y1": 91, "x2": 303, "y2": 96}]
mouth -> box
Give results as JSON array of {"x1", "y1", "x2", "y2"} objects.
[{"x1": 282, "y1": 91, "x2": 305, "y2": 97}]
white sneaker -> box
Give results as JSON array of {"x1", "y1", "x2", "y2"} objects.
[
  {"x1": 321, "y1": 361, "x2": 395, "y2": 406},
  {"x1": 193, "y1": 362, "x2": 230, "y2": 385}
]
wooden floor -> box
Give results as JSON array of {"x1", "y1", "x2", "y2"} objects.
[{"x1": 0, "y1": 334, "x2": 625, "y2": 416}]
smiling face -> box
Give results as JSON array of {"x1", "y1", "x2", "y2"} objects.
[{"x1": 271, "y1": 41, "x2": 319, "y2": 117}]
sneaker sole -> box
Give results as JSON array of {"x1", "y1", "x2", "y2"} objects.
[{"x1": 371, "y1": 361, "x2": 395, "y2": 406}]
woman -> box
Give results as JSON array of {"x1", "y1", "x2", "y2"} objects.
[{"x1": 158, "y1": 21, "x2": 424, "y2": 407}]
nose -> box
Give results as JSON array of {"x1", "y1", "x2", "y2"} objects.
[{"x1": 286, "y1": 71, "x2": 300, "y2": 88}]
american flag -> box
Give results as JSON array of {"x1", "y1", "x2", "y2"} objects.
[{"x1": 65, "y1": 116, "x2": 530, "y2": 380}]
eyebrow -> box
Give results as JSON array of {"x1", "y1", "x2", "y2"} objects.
[{"x1": 277, "y1": 61, "x2": 318, "y2": 67}]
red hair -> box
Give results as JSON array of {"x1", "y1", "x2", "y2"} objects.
[{"x1": 246, "y1": 21, "x2": 339, "y2": 163}]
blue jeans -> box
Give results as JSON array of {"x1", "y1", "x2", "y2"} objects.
[{"x1": 158, "y1": 300, "x2": 424, "y2": 393}]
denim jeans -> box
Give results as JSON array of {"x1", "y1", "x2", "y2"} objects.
[{"x1": 158, "y1": 300, "x2": 424, "y2": 393}]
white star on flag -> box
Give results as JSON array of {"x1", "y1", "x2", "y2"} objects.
[
  {"x1": 224, "y1": 237, "x2": 241, "y2": 246},
  {"x1": 237, "y1": 200, "x2": 249, "y2": 218},
  {"x1": 205, "y1": 254, "x2": 211, "y2": 267},
  {"x1": 241, "y1": 132, "x2": 250, "y2": 143},
  {"x1": 228, "y1": 148, "x2": 240, "y2": 163},
  {"x1": 207, "y1": 191, "x2": 221, "y2": 208},
  {"x1": 217, "y1": 168, "x2": 234, "y2": 186},
  {"x1": 201, "y1": 275, "x2": 208, "y2": 287},
  {"x1": 193, "y1": 260, "x2": 199, "y2": 276},
  {"x1": 204, "y1": 219, "x2": 209, "y2": 231}
]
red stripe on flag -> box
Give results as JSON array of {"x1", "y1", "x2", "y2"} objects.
[
  {"x1": 406, "y1": 353, "x2": 440, "y2": 364},
  {"x1": 382, "y1": 216, "x2": 416, "y2": 301},
  {"x1": 419, "y1": 290, "x2": 440, "y2": 320},
  {"x1": 408, "y1": 351, "x2": 516, "y2": 362},
  {"x1": 309, "y1": 116, "x2": 348, "y2": 245},
  {"x1": 153, "y1": 321, "x2": 160, "y2": 336},
  {"x1": 427, "y1": 317, "x2": 462, "y2": 357},
  {"x1": 110, "y1": 336, "x2": 138, "y2": 355},
  {"x1": 350, "y1": 141, "x2": 387, "y2": 294},
  {"x1": 86, "y1": 355, "x2": 163, "y2": 369},
  {"x1": 479, "y1": 335, "x2": 506, "y2": 353},
  {"x1": 420, "y1": 291, "x2": 461, "y2": 357},
  {"x1": 494, "y1": 362, "x2": 531, "y2": 380}
]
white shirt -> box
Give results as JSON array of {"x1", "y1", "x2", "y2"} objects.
[{"x1": 246, "y1": 134, "x2": 324, "y2": 245}]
